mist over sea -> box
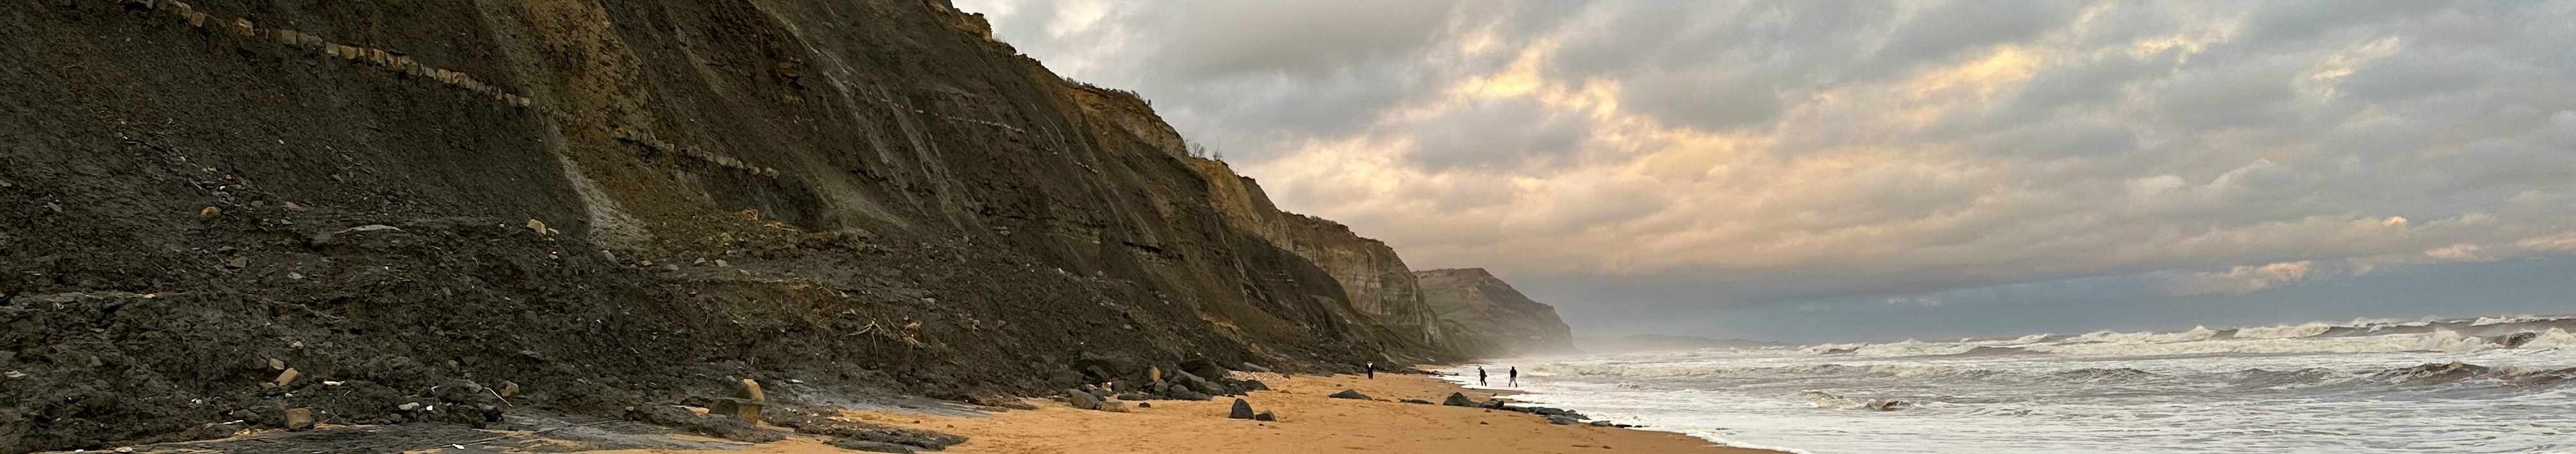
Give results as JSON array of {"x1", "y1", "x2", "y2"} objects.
[{"x1": 1445, "y1": 315, "x2": 2576, "y2": 454}]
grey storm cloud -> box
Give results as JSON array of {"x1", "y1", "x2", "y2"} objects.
[
  {"x1": 958, "y1": 0, "x2": 2576, "y2": 340},
  {"x1": 1404, "y1": 97, "x2": 1592, "y2": 171}
]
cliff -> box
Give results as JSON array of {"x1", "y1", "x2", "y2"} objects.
[
  {"x1": 1414, "y1": 269, "x2": 1577, "y2": 357},
  {"x1": 1181, "y1": 158, "x2": 1445, "y2": 353},
  {"x1": 1052, "y1": 83, "x2": 1446, "y2": 362},
  {"x1": 1060, "y1": 83, "x2": 1447, "y2": 358},
  {"x1": 0, "y1": 0, "x2": 1443, "y2": 451}
]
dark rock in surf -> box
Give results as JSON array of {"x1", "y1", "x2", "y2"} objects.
[
  {"x1": 1527, "y1": 407, "x2": 1586, "y2": 419},
  {"x1": 2495, "y1": 332, "x2": 2539, "y2": 348}
]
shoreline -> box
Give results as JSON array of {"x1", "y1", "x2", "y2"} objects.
[{"x1": 595, "y1": 370, "x2": 1786, "y2": 454}]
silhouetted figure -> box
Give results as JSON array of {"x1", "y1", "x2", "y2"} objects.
[
  {"x1": 1508, "y1": 366, "x2": 1519, "y2": 387},
  {"x1": 1365, "y1": 362, "x2": 1376, "y2": 379},
  {"x1": 1477, "y1": 366, "x2": 1488, "y2": 386}
]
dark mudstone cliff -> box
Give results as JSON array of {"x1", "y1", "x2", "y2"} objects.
[
  {"x1": 1184, "y1": 158, "x2": 1445, "y2": 352},
  {"x1": 1415, "y1": 268, "x2": 1577, "y2": 357},
  {"x1": 0, "y1": 1, "x2": 1447, "y2": 451}
]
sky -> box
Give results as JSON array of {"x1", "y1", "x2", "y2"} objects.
[{"x1": 952, "y1": 1, "x2": 2576, "y2": 342}]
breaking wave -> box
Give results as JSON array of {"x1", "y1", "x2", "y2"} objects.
[
  {"x1": 1716, "y1": 315, "x2": 2576, "y2": 360},
  {"x1": 1453, "y1": 313, "x2": 2576, "y2": 454},
  {"x1": 1545, "y1": 359, "x2": 2575, "y2": 392},
  {"x1": 1799, "y1": 391, "x2": 1916, "y2": 411}
]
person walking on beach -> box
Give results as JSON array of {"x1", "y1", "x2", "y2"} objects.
[
  {"x1": 1365, "y1": 362, "x2": 1376, "y2": 379},
  {"x1": 1508, "y1": 366, "x2": 1519, "y2": 387},
  {"x1": 1477, "y1": 366, "x2": 1488, "y2": 386}
]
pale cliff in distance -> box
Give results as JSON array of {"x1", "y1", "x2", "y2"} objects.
[{"x1": 1415, "y1": 268, "x2": 1577, "y2": 357}]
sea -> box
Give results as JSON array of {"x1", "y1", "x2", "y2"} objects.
[{"x1": 1440, "y1": 315, "x2": 2576, "y2": 454}]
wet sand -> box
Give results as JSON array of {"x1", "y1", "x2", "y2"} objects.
[{"x1": 595, "y1": 371, "x2": 1782, "y2": 454}]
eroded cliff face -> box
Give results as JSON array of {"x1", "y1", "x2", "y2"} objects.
[
  {"x1": 1415, "y1": 268, "x2": 1577, "y2": 357},
  {"x1": 0, "y1": 0, "x2": 1440, "y2": 451},
  {"x1": 1064, "y1": 85, "x2": 1448, "y2": 357},
  {"x1": 1183, "y1": 158, "x2": 1446, "y2": 355}
]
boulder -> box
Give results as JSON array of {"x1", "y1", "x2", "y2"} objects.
[
  {"x1": 1227, "y1": 398, "x2": 1255, "y2": 419},
  {"x1": 787, "y1": 419, "x2": 965, "y2": 451},
  {"x1": 281, "y1": 408, "x2": 315, "y2": 430},
  {"x1": 268, "y1": 368, "x2": 299, "y2": 388},
  {"x1": 628, "y1": 405, "x2": 783, "y2": 442},
  {"x1": 1095, "y1": 401, "x2": 1129, "y2": 413},
  {"x1": 1588, "y1": 421, "x2": 1617, "y2": 427},
  {"x1": 710, "y1": 379, "x2": 767, "y2": 423},
  {"x1": 1183, "y1": 357, "x2": 1229, "y2": 380},
  {"x1": 1115, "y1": 392, "x2": 1151, "y2": 401},
  {"x1": 1170, "y1": 370, "x2": 1222, "y2": 396},
  {"x1": 1228, "y1": 380, "x2": 1265, "y2": 395},
  {"x1": 1442, "y1": 392, "x2": 1480, "y2": 407},
  {"x1": 1326, "y1": 389, "x2": 1370, "y2": 400},
  {"x1": 737, "y1": 378, "x2": 766, "y2": 401},
  {"x1": 709, "y1": 398, "x2": 764, "y2": 423},
  {"x1": 1546, "y1": 414, "x2": 1581, "y2": 425},
  {"x1": 1400, "y1": 399, "x2": 1432, "y2": 405},
  {"x1": 1252, "y1": 411, "x2": 1277, "y2": 422},
  {"x1": 829, "y1": 439, "x2": 919, "y2": 453},
  {"x1": 1527, "y1": 407, "x2": 1585, "y2": 419},
  {"x1": 1067, "y1": 389, "x2": 1101, "y2": 410}
]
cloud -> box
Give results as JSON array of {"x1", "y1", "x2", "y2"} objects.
[
  {"x1": 962, "y1": 1, "x2": 2576, "y2": 326},
  {"x1": 2165, "y1": 260, "x2": 2317, "y2": 296}
]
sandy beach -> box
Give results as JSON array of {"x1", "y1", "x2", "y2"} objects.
[{"x1": 586, "y1": 371, "x2": 1779, "y2": 454}]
